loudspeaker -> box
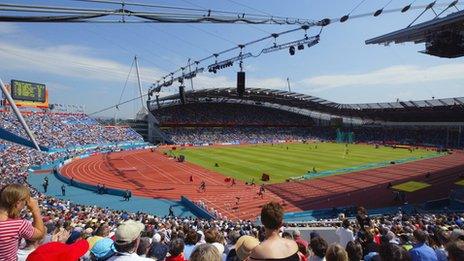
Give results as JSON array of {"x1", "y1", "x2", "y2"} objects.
[
  {"x1": 179, "y1": 86, "x2": 185, "y2": 104},
  {"x1": 237, "y1": 71, "x2": 245, "y2": 97}
]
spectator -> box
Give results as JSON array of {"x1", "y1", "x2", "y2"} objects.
[
  {"x1": 249, "y1": 202, "x2": 301, "y2": 260},
  {"x1": 336, "y1": 219, "x2": 354, "y2": 248},
  {"x1": 225, "y1": 230, "x2": 241, "y2": 261},
  {"x1": 293, "y1": 230, "x2": 309, "y2": 250},
  {"x1": 90, "y1": 237, "x2": 116, "y2": 261},
  {"x1": 235, "y1": 236, "x2": 259, "y2": 261},
  {"x1": 25, "y1": 239, "x2": 89, "y2": 261},
  {"x1": 446, "y1": 240, "x2": 464, "y2": 261},
  {"x1": 183, "y1": 229, "x2": 198, "y2": 260},
  {"x1": 189, "y1": 243, "x2": 222, "y2": 261},
  {"x1": 345, "y1": 241, "x2": 362, "y2": 261},
  {"x1": 166, "y1": 238, "x2": 186, "y2": 261},
  {"x1": 325, "y1": 244, "x2": 348, "y2": 261},
  {"x1": 310, "y1": 237, "x2": 328, "y2": 261},
  {"x1": 107, "y1": 220, "x2": 151, "y2": 260},
  {"x1": 409, "y1": 229, "x2": 438, "y2": 261},
  {"x1": 17, "y1": 239, "x2": 40, "y2": 261},
  {"x1": 146, "y1": 242, "x2": 168, "y2": 261},
  {"x1": 0, "y1": 184, "x2": 45, "y2": 260},
  {"x1": 379, "y1": 243, "x2": 411, "y2": 261}
]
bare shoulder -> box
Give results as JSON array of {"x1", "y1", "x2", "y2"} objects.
[{"x1": 250, "y1": 243, "x2": 268, "y2": 259}]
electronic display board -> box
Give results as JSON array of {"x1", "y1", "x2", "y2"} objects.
[{"x1": 10, "y1": 80, "x2": 46, "y2": 103}]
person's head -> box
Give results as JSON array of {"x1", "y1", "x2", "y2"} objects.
[
  {"x1": 325, "y1": 243, "x2": 348, "y2": 261},
  {"x1": 412, "y1": 229, "x2": 427, "y2": 244},
  {"x1": 261, "y1": 202, "x2": 283, "y2": 231},
  {"x1": 113, "y1": 220, "x2": 145, "y2": 254},
  {"x1": 90, "y1": 238, "x2": 116, "y2": 261},
  {"x1": 137, "y1": 237, "x2": 151, "y2": 256},
  {"x1": 95, "y1": 224, "x2": 110, "y2": 237},
  {"x1": 292, "y1": 230, "x2": 301, "y2": 238},
  {"x1": 168, "y1": 238, "x2": 184, "y2": 257},
  {"x1": 342, "y1": 219, "x2": 351, "y2": 229},
  {"x1": 380, "y1": 243, "x2": 411, "y2": 261},
  {"x1": 235, "y1": 236, "x2": 260, "y2": 261},
  {"x1": 0, "y1": 184, "x2": 30, "y2": 218},
  {"x1": 447, "y1": 240, "x2": 464, "y2": 261},
  {"x1": 26, "y1": 239, "x2": 90, "y2": 261},
  {"x1": 204, "y1": 228, "x2": 220, "y2": 243},
  {"x1": 310, "y1": 236, "x2": 328, "y2": 258},
  {"x1": 227, "y1": 230, "x2": 241, "y2": 245},
  {"x1": 147, "y1": 242, "x2": 168, "y2": 261},
  {"x1": 357, "y1": 207, "x2": 367, "y2": 216},
  {"x1": 282, "y1": 231, "x2": 293, "y2": 240},
  {"x1": 345, "y1": 241, "x2": 362, "y2": 261},
  {"x1": 185, "y1": 229, "x2": 199, "y2": 245},
  {"x1": 189, "y1": 243, "x2": 221, "y2": 261}
]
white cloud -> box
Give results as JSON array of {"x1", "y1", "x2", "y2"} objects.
[
  {"x1": 302, "y1": 63, "x2": 464, "y2": 92},
  {"x1": 0, "y1": 41, "x2": 164, "y2": 84}
]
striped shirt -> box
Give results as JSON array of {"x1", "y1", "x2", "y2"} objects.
[{"x1": 0, "y1": 219, "x2": 34, "y2": 261}]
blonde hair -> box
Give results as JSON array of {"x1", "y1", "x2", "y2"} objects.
[
  {"x1": 189, "y1": 244, "x2": 221, "y2": 261},
  {"x1": 0, "y1": 184, "x2": 30, "y2": 218}
]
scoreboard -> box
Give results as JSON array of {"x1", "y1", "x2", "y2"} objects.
[{"x1": 11, "y1": 80, "x2": 46, "y2": 103}]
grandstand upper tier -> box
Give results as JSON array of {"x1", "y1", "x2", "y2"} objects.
[{"x1": 149, "y1": 87, "x2": 464, "y2": 124}]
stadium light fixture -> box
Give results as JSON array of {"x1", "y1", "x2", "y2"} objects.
[
  {"x1": 289, "y1": 46, "x2": 296, "y2": 55},
  {"x1": 297, "y1": 44, "x2": 304, "y2": 50}
]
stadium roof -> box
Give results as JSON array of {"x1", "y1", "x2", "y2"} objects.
[
  {"x1": 366, "y1": 10, "x2": 464, "y2": 45},
  {"x1": 152, "y1": 88, "x2": 464, "y2": 122}
]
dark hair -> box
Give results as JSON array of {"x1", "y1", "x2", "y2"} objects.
[
  {"x1": 114, "y1": 240, "x2": 138, "y2": 253},
  {"x1": 310, "y1": 236, "x2": 328, "y2": 258},
  {"x1": 447, "y1": 240, "x2": 464, "y2": 261},
  {"x1": 261, "y1": 202, "x2": 283, "y2": 230},
  {"x1": 136, "y1": 237, "x2": 151, "y2": 256},
  {"x1": 169, "y1": 238, "x2": 185, "y2": 257},
  {"x1": 342, "y1": 219, "x2": 351, "y2": 229},
  {"x1": 345, "y1": 241, "x2": 363, "y2": 261},
  {"x1": 380, "y1": 243, "x2": 411, "y2": 261},
  {"x1": 413, "y1": 229, "x2": 427, "y2": 244},
  {"x1": 282, "y1": 231, "x2": 293, "y2": 240},
  {"x1": 204, "y1": 228, "x2": 220, "y2": 244},
  {"x1": 185, "y1": 229, "x2": 199, "y2": 245}
]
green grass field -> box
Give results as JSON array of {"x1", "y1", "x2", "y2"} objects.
[{"x1": 168, "y1": 143, "x2": 437, "y2": 184}]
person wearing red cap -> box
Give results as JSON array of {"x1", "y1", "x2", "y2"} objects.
[
  {"x1": 26, "y1": 239, "x2": 89, "y2": 261},
  {"x1": 0, "y1": 184, "x2": 46, "y2": 261}
]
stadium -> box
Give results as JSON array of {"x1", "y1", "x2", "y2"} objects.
[{"x1": 1, "y1": 1, "x2": 464, "y2": 261}]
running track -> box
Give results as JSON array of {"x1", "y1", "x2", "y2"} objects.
[{"x1": 61, "y1": 149, "x2": 464, "y2": 220}]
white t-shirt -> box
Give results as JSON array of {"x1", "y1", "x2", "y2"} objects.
[
  {"x1": 336, "y1": 227, "x2": 354, "y2": 248},
  {"x1": 107, "y1": 252, "x2": 152, "y2": 261}
]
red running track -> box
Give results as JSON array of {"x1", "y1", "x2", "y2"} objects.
[
  {"x1": 61, "y1": 149, "x2": 464, "y2": 220},
  {"x1": 60, "y1": 149, "x2": 297, "y2": 220}
]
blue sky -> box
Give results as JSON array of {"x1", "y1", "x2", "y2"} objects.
[{"x1": 0, "y1": 0, "x2": 463, "y2": 118}]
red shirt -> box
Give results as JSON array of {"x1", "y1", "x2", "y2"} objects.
[
  {"x1": 166, "y1": 255, "x2": 187, "y2": 261},
  {"x1": 0, "y1": 219, "x2": 34, "y2": 261}
]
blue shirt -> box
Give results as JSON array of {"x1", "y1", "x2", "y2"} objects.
[{"x1": 409, "y1": 243, "x2": 438, "y2": 261}]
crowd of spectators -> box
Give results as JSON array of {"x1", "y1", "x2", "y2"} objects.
[
  {"x1": 0, "y1": 110, "x2": 143, "y2": 149},
  {"x1": 164, "y1": 127, "x2": 316, "y2": 145},
  {"x1": 163, "y1": 125, "x2": 463, "y2": 148},
  {"x1": 156, "y1": 103, "x2": 314, "y2": 127},
  {"x1": 1, "y1": 181, "x2": 464, "y2": 261}
]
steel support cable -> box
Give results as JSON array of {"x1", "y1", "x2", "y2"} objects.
[{"x1": 75, "y1": 0, "x2": 311, "y2": 21}]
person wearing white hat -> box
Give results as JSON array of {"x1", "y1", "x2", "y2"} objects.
[{"x1": 107, "y1": 220, "x2": 151, "y2": 261}]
